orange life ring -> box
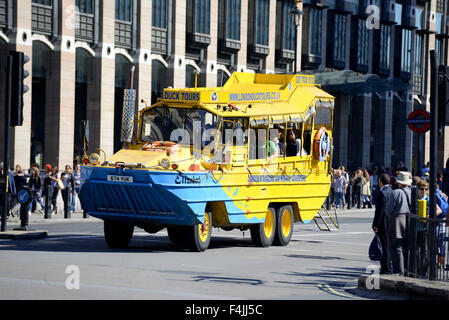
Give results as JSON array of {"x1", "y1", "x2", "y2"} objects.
[{"x1": 313, "y1": 127, "x2": 330, "y2": 161}]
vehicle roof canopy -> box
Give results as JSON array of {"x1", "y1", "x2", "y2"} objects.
[{"x1": 152, "y1": 72, "x2": 335, "y2": 122}]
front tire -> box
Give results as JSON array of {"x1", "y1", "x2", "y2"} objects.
[
  {"x1": 185, "y1": 211, "x2": 213, "y2": 252},
  {"x1": 250, "y1": 207, "x2": 276, "y2": 247},
  {"x1": 273, "y1": 205, "x2": 294, "y2": 246},
  {"x1": 104, "y1": 220, "x2": 134, "y2": 249}
]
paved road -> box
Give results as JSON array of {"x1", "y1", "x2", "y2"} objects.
[{"x1": 0, "y1": 209, "x2": 408, "y2": 300}]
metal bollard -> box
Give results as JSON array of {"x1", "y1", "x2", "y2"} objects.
[
  {"x1": 44, "y1": 184, "x2": 52, "y2": 219},
  {"x1": 347, "y1": 184, "x2": 352, "y2": 210},
  {"x1": 63, "y1": 189, "x2": 71, "y2": 219},
  {"x1": 14, "y1": 187, "x2": 33, "y2": 231}
]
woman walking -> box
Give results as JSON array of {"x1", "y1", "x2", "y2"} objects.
[
  {"x1": 50, "y1": 166, "x2": 60, "y2": 214},
  {"x1": 361, "y1": 169, "x2": 372, "y2": 208}
]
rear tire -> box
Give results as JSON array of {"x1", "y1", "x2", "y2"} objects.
[
  {"x1": 104, "y1": 220, "x2": 134, "y2": 249},
  {"x1": 250, "y1": 207, "x2": 276, "y2": 247},
  {"x1": 185, "y1": 211, "x2": 213, "y2": 252},
  {"x1": 273, "y1": 205, "x2": 294, "y2": 246}
]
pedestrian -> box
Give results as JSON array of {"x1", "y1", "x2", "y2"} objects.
[
  {"x1": 371, "y1": 167, "x2": 379, "y2": 205},
  {"x1": 41, "y1": 164, "x2": 53, "y2": 216},
  {"x1": 339, "y1": 166, "x2": 349, "y2": 207},
  {"x1": 443, "y1": 158, "x2": 449, "y2": 196},
  {"x1": 420, "y1": 162, "x2": 430, "y2": 180},
  {"x1": 354, "y1": 169, "x2": 363, "y2": 209},
  {"x1": 435, "y1": 185, "x2": 448, "y2": 269},
  {"x1": 71, "y1": 163, "x2": 81, "y2": 213},
  {"x1": 372, "y1": 173, "x2": 394, "y2": 274},
  {"x1": 332, "y1": 170, "x2": 346, "y2": 210},
  {"x1": 387, "y1": 171, "x2": 413, "y2": 275},
  {"x1": 361, "y1": 169, "x2": 372, "y2": 209},
  {"x1": 61, "y1": 165, "x2": 75, "y2": 216},
  {"x1": 50, "y1": 166, "x2": 60, "y2": 214},
  {"x1": 416, "y1": 180, "x2": 430, "y2": 276},
  {"x1": 28, "y1": 167, "x2": 42, "y2": 214}
]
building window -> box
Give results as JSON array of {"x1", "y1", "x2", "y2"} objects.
[
  {"x1": 116, "y1": 0, "x2": 132, "y2": 22},
  {"x1": 152, "y1": 0, "x2": 168, "y2": 55},
  {"x1": 329, "y1": 13, "x2": 346, "y2": 68},
  {"x1": 414, "y1": 34, "x2": 423, "y2": 94},
  {"x1": 226, "y1": 0, "x2": 241, "y2": 41},
  {"x1": 255, "y1": 0, "x2": 269, "y2": 46},
  {"x1": 401, "y1": 28, "x2": 412, "y2": 75},
  {"x1": 0, "y1": 0, "x2": 7, "y2": 28},
  {"x1": 152, "y1": 0, "x2": 167, "y2": 29},
  {"x1": 32, "y1": 0, "x2": 53, "y2": 35},
  {"x1": 282, "y1": 0, "x2": 295, "y2": 51},
  {"x1": 76, "y1": 0, "x2": 93, "y2": 14},
  {"x1": 33, "y1": 0, "x2": 51, "y2": 5},
  {"x1": 356, "y1": 18, "x2": 369, "y2": 69},
  {"x1": 436, "y1": 0, "x2": 445, "y2": 13},
  {"x1": 379, "y1": 24, "x2": 390, "y2": 72},
  {"x1": 115, "y1": 0, "x2": 134, "y2": 49},
  {"x1": 301, "y1": 6, "x2": 322, "y2": 69},
  {"x1": 195, "y1": 0, "x2": 210, "y2": 35}
]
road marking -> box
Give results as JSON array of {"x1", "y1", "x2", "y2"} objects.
[
  {"x1": 292, "y1": 231, "x2": 373, "y2": 237},
  {"x1": 317, "y1": 284, "x2": 356, "y2": 299},
  {"x1": 292, "y1": 238, "x2": 369, "y2": 246},
  {"x1": 280, "y1": 247, "x2": 367, "y2": 257}
]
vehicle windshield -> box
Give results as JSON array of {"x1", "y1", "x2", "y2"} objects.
[{"x1": 141, "y1": 107, "x2": 219, "y2": 146}]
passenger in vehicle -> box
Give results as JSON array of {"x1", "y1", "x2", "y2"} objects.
[{"x1": 286, "y1": 130, "x2": 307, "y2": 157}]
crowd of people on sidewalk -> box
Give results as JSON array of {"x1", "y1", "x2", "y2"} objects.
[
  {"x1": 0, "y1": 162, "x2": 82, "y2": 219},
  {"x1": 329, "y1": 161, "x2": 449, "y2": 211},
  {"x1": 370, "y1": 160, "x2": 449, "y2": 276}
]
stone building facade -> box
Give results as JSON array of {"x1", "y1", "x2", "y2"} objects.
[{"x1": 0, "y1": 0, "x2": 448, "y2": 174}]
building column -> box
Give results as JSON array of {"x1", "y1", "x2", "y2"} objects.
[
  {"x1": 86, "y1": 0, "x2": 115, "y2": 157},
  {"x1": 204, "y1": 0, "x2": 218, "y2": 87},
  {"x1": 350, "y1": 94, "x2": 373, "y2": 169},
  {"x1": 265, "y1": 0, "x2": 277, "y2": 74},
  {"x1": 44, "y1": 0, "x2": 76, "y2": 168},
  {"x1": 237, "y1": 0, "x2": 248, "y2": 72},
  {"x1": 167, "y1": 0, "x2": 186, "y2": 89},
  {"x1": 332, "y1": 94, "x2": 350, "y2": 168},
  {"x1": 135, "y1": 0, "x2": 152, "y2": 110},
  {"x1": 373, "y1": 91, "x2": 393, "y2": 170},
  {"x1": 9, "y1": 0, "x2": 33, "y2": 169}
]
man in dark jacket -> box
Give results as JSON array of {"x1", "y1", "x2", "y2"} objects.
[{"x1": 372, "y1": 173, "x2": 394, "y2": 274}]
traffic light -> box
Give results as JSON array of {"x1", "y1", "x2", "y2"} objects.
[{"x1": 10, "y1": 51, "x2": 30, "y2": 127}]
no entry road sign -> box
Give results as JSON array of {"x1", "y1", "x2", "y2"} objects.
[{"x1": 406, "y1": 110, "x2": 431, "y2": 133}]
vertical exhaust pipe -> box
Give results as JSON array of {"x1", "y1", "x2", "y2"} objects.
[{"x1": 121, "y1": 66, "x2": 136, "y2": 149}]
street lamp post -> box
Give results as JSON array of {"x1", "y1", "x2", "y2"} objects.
[{"x1": 290, "y1": 0, "x2": 303, "y2": 74}]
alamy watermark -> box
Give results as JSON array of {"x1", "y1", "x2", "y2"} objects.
[
  {"x1": 364, "y1": 265, "x2": 380, "y2": 290},
  {"x1": 65, "y1": 265, "x2": 80, "y2": 290}
]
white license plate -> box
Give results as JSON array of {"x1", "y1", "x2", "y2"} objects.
[{"x1": 107, "y1": 175, "x2": 134, "y2": 183}]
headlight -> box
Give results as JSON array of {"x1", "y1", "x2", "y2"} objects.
[
  {"x1": 88, "y1": 153, "x2": 101, "y2": 165},
  {"x1": 159, "y1": 158, "x2": 171, "y2": 169}
]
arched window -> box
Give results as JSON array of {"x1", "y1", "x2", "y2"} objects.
[
  {"x1": 217, "y1": 69, "x2": 230, "y2": 87},
  {"x1": 151, "y1": 59, "x2": 167, "y2": 104}
]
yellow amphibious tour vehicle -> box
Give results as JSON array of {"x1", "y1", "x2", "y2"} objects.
[{"x1": 79, "y1": 72, "x2": 335, "y2": 252}]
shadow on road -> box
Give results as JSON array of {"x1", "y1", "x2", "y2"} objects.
[{"x1": 0, "y1": 233, "x2": 258, "y2": 254}]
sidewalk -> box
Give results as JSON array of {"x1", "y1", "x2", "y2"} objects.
[{"x1": 358, "y1": 274, "x2": 449, "y2": 300}]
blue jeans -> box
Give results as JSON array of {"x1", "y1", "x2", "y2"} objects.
[{"x1": 334, "y1": 192, "x2": 345, "y2": 209}]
